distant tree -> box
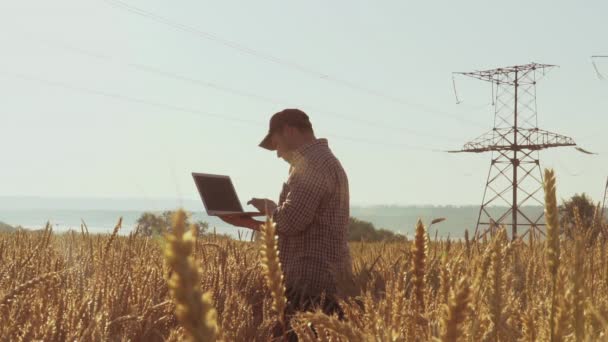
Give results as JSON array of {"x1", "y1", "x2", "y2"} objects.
[
  {"x1": 348, "y1": 217, "x2": 402, "y2": 242},
  {"x1": 559, "y1": 193, "x2": 599, "y2": 241},
  {"x1": 194, "y1": 220, "x2": 209, "y2": 235},
  {"x1": 136, "y1": 212, "x2": 167, "y2": 237},
  {"x1": 161, "y1": 211, "x2": 176, "y2": 228},
  {"x1": 135, "y1": 211, "x2": 209, "y2": 237}
]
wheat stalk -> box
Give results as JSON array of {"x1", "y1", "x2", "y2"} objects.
[
  {"x1": 544, "y1": 168, "x2": 561, "y2": 277},
  {"x1": 103, "y1": 217, "x2": 123, "y2": 258},
  {"x1": 440, "y1": 275, "x2": 471, "y2": 342},
  {"x1": 544, "y1": 168, "x2": 560, "y2": 342},
  {"x1": 464, "y1": 229, "x2": 470, "y2": 258},
  {"x1": 412, "y1": 219, "x2": 427, "y2": 311},
  {"x1": 486, "y1": 229, "x2": 508, "y2": 341},
  {"x1": 259, "y1": 217, "x2": 287, "y2": 326},
  {"x1": 295, "y1": 310, "x2": 369, "y2": 342},
  {"x1": 573, "y1": 236, "x2": 586, "y2": 341},
  {"x1": 553, "y1": 269, "x2": 572, "y2": 342},
  {"x1": 0, "y1": 270, "x2": 61, "y2": 308},
  {"x1": 164, "y1": 209, "x2": 219, "y2": 342}
]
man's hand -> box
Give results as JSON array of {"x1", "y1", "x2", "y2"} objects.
[
  {"x1": 247, "y1": 198, "x2": 277, "y2": 215},
  {"x1": 218, "y1": 214, "x2": 264, "y2": 231}
]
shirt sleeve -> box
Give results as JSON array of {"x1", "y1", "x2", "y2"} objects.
[{"x1": 272, "y1": 166, "x2": 327, "y2": 236}]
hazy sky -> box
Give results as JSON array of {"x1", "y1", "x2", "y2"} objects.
[{"x1": 1, "y1": 0, "x2": 607, "y2": 206}]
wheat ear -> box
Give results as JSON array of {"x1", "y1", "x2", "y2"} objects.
[
  {"x1": 103, "y1": 217, "x2": 122, "y2": 257},
  {"x1": 544, "y1": 168, "x2": 560, "y2": 342},
  {"x1": 544, "y1": 168, "x2": 560, "y2": 277},
  {"x1": 412, "y1": 219, "x2": 427, "y2": 311},
  {"x1": 259, "y1": 217, "x2": 287, "y2": 325},
  {"x1": 164, "y1": 209, "x2": 219, "y2": 342}
]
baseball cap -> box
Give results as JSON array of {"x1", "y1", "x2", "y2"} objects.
[{"x1": 259, "y1": 109, "x2": 312, "y2": 150}]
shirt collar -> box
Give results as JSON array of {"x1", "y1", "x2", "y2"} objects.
[{"x1": 290, "y1": 138, "x2": 327, "y2": 166}]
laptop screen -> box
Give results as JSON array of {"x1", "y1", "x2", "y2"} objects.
[{"x1": 194, "y1": 174, "x2": 243, "y2": 213}]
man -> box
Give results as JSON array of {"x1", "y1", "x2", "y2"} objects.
[{"x1": 220, "y1": 108, "x2": 353, "y2": 326}]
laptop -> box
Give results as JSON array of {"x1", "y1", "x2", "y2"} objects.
[{"x1": 192, "y1": 172, "x2": 263, "y2": 217}]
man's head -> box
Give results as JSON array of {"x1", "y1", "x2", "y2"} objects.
[{"x1": 259, "y1": 109, "x2": 316, "y2": 162}]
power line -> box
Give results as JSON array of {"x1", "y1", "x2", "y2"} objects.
[
  {"x1": 100, "y1": 0, "x2": 486, "y2": 129},
  {"x1": 24, "y1": 37, "x2": 464, "y2": 143},
  {"x1": 0, "y1": 71, "x2": 444, "y2": 152},
  {"x1": 0, "y1": 71, "x2": 262, "y2": 125},
  {"x1": 329, "y1": 134, "x2": 441, "y2": 152}
]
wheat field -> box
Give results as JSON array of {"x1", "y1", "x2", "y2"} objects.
[{"x1": 2, "y1": 170, "x2": 608, "y2": 341}]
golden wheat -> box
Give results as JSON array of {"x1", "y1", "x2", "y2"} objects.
[
  {"x1": 440, "y1": 275, "x2": 471, "y2": 342},
  {"x1": 103, "y1": 217, "x2": 122, "y2": 258},
  {"x1": 412, "y1": 218, "x2": 427, "y2": 311},
  {"x1": 1, "y1": 171, "x2": 608, "y2": 341},
  {"x1": 295, "y1": 310, "x2": 369, "y2": 342},
  {"x1": 258, "y1": 217, "x2": 287, "y2": 327},
  {"x1": 164, "y1": 209, "x2": 219, "y2": 342},
  {"x1": 544, "y1": 168, "x2": 561, "y2": 342},
  {"x1": 0, "y1": 270, "x2": 61, "y2": 308}
]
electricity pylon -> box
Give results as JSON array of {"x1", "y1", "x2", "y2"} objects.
[{"x1": 449, "y1": 63, "x2": 578, "y2": 240}]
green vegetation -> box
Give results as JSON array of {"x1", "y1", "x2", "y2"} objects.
[
  {"x1": 136, "y1": 211, "x2": 403, "y2": 242},
  {"x1": 348, "y1": 217, "x2": 403, "y2": 242},
  {"x1": 135, "y1": 210, "x2": 209, "y2": 237}
]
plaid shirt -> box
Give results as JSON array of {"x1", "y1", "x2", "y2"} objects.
[{"x1": 272, "y1": 138, "x2": 352, "y2": 295}]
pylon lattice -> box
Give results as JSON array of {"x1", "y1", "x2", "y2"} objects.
[{"x1": 450, "y1": 63, "x2": 577, "y2": 240}]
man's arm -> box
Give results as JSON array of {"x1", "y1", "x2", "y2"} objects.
[
  {"x1": 218, "y1": 215, "x2": 264, "y2": 231},
  {"x1": 272, "y1": 168, "x2": 326, "y2": 236}
]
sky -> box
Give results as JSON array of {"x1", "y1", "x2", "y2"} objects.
[{"x1": 0, "y1": 0, "x2": 607, "y2": 207}]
